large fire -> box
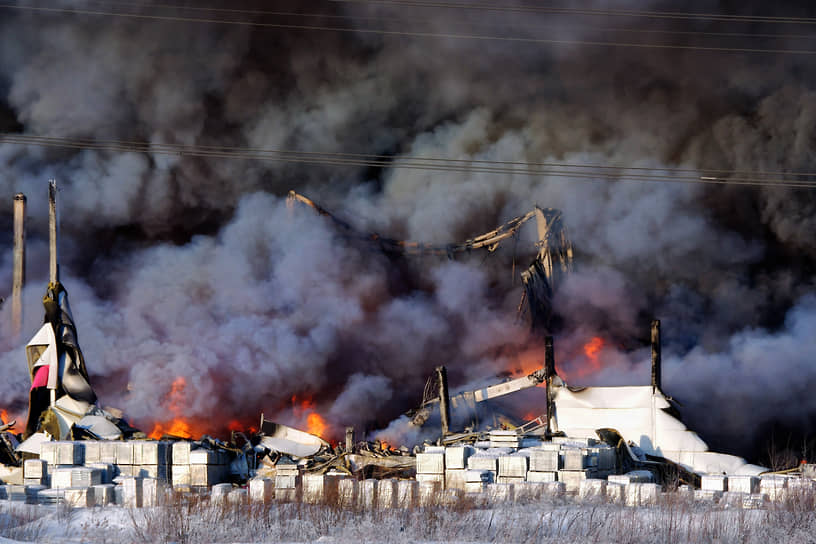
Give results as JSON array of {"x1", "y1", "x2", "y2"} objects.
[
  {"x1": 146, "y1": 377, "x2": 208, "y2": 440},
  {"x1": 577, "y1": 336, "x2": 605, "y2": 377},
  {"x1": 292, "y1": 396, "x2": 330, "y2": 440}
]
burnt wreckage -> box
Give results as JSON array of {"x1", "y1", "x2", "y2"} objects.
[{"x1": 0, "y1": 187, "x2": 773, "y2": 503}]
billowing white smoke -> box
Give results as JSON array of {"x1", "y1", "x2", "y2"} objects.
[{"x1": 0, "y1": 1, "x2": 815, "y2": 458}]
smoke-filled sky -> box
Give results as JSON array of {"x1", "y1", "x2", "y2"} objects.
[{"x1": 1, "y1": 0, "x2": 816, "y2": 462}]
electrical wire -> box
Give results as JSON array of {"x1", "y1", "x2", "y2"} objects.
[
  {"x1": 1, "y1": 2, "x2": 816, "y2": 55},
  {"x1": 2, "y1": 133, "x2": 815, "y2": 189}
]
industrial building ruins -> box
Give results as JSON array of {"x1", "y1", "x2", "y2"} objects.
[{"x1": 0, "y1": 185, "x2": 812, "y2": 510}]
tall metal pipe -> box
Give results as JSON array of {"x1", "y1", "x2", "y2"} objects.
[
  {"x1": 651, "y1": 319, "x2": 661, "y2": 393},
  {"x1": 436, "y1": 366, "x2": 451, "y2": 436},
  {"x1": 48, "y1": 180, "x2": 59, "y2": 284},
  {"x1": 544, "y1": 335, "x2": 555, "y2": 436},
  {"x1": 12, "y1": 193, "x2": 26, "y2": 338}
]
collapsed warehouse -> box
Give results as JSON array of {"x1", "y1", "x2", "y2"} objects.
[{"x1": 0, "y1": 185, "x2": 812, "y2": 509}]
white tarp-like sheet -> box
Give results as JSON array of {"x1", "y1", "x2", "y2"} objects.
[{"x1": 553, "y1": 385, "x2": 765, "y2": 475}]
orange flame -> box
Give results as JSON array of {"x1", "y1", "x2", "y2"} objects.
[
  {"x1": 146, "y1": 377, "x2": 202, "y2": 440},
  {"x1": 577, "y1": 336, "x2": 604, "y2": 377},
  {"x1": 306, "y1": 412, "x2": 327, "y2": 438},
  {"x1": 0, "y1": 410, "x2": 8, "y2": 424}
]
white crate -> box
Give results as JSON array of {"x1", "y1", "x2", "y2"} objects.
[
  {"x1": 625, "y1": 483, "x2": 660, "y2": 506},
  {"x1": 727, "y1": 475, "x2": 759, "y2": 494},
  {"x1": 142, "y1": 478, "x2": 164, "y2": 507},
  {"x1": 99, "y1": 442, "x2": 118, "y2": 464},
  {"x1": 562, "y1": 448, "x2": 588, "y2": 471},
  {"x1": 467, "y1": 455, "x2": 498, "y2": 472},
  {"x1": 578, "y1": 479, "x2": 607, "y2": 500},
  {"x1": 397, "y1": 479, "x2": 418, "y2": 507},
  {"x1": 83, "y1": 441, "x2": 101, "y2": 464},
  {"x1": 376, "y1": 479, "x2": 398, "y2": 509},
  {"x1": 274, "y1": 474, "x2": 300, "y2": 489},
  {"x1": 50, "y1": 468, "x2": 73, "y2": 489},
  {"x1": 302, "y1": 474, "x2": 339, "y2": 504},
  {"x1": 191, "y1": 465, "x2": 223, "y2": 487},
  {"x1": 360, "y1": 479, "x2": 377, "y2": 509},
  {"x1": 337, "y1": 478, "x2": 358, "y2": 507},
  {"x1": 56, "y1": 442, "x2": 84, "y2": 465},
  {"x1": 211, "y1": 483, "x2": 232, "y2": 504},
  {"x1": 172, "y1": 442, "x2": 192, "y2": 465},
  {"x1": 115, "y1": 442, "x2": 134, "y2": 465},
  {"x1": 64, "y1": 487, "x2": 95, "y2": 508},
  {"x1": 138, "y1": 442, "x2": 170, "y2": 465},
  {"x1": 39, "y1": 442, "x2": 58, "y2": 465},
  {"x1": 529, "y1": 449, "x2": 560, "y2": 472},
  {"x1": 526, "y1": 471, "x2": 557, "y2": 483},
  {"x1": 701, "y1": 475, "x2": 728, "y2": 492},
  {"x1": 71, "y1": 467, "x2": 103, "y2": 487},
  {"x1": 444, "y1": 446, "x2": 474, "y2": 470},
  {"x1": 121, "y1": 477, "x2": 143, "y2": 508},
  {"x1": 23, "y1": 459, "x2": 47, "y2": 479},
  {"x1": 190, "y1": 449, "x2": 218, "y2": 465},
  {"x1": 171, "y1": 464, "x2": 191, "y2": 487},
  {"x1": 416, "y1": 452, "x2": 445, "y2": 474},
  {"x1": 444, "y1": 469, "x2": 466, "y2": 490},
  {"x1": 486, "y1": 483, "x2": 515, "y2": 503},
  {"x1": 558, "y1": 470, "x2": 593, "y2": 492},
  {"x1": 465, "y1": 470, "x2": 493, "y2": 483},
  {"x1": 498, "y1": 455, "x2": 528, "y2": 478},
  {"x1": 92, "y1": 484, "x2": 115, "y2": 505},
  {"x1": 249, "y1": 478, "x2": 274, "y2": 504}
]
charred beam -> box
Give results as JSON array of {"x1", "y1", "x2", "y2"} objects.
[
  {"x1": 436, "y1": 366, "x2": 451, "y2": 436},
  {"x1": 651, "y1": 319, "x2": 661, "y2": 393},
  {"x1": 48, "y1": 180, "x2": 59, "y2": 283}
]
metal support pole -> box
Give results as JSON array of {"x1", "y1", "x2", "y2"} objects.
[
  {"x1": 544, "y1": 335, "x2": 555, "y2": 436},
  {"x1": 436, "y1": 366, "x2": 451, "y2": 436},
  {"x1": 651, "y1": 319, "x2": 661, "y2": 393},
  {"x1": 48, "y1": 180, "x2": 59, "y2": 284},
  {"x1": 12, "y1": 193, "x2": 26, "y2": 338}
]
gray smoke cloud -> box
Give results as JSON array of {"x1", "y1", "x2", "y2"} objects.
[{"x1": 0, "y1": 1, "x2": 815, "y2": 460}]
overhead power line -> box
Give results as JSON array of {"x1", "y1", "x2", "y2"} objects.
[
  {"x1": 332, "y1": 0, "x2": 816, "y2": 25},
  {"x1": 1, "y1": 2, "x2": 816, "y2": 55},
  {"x1": 1, "y1": 133, "x2": 814, "y2": 189}
]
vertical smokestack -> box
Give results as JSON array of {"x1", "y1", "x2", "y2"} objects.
[
  {"x1": 651, "y1": 319, "x2": 661, "y2": 393},
  {"x1": 436, "y1": 366, "x2": 451, "y2": 436},
  {"x1": 12, "y1": 193, "x2": 26, "y2": 338},
  {"x1": 48, "y1": 180, "x2": 59, "y2": 284}
]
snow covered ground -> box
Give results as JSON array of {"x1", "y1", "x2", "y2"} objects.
[{"x1": 0, "y1": 488, "x2": 815, "y2": 544}]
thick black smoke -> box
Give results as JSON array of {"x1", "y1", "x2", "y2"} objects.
[{"x1": 1, "y1": 1, "x2": 815, "y2": 462}]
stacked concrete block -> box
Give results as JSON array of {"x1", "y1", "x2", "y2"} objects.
[
  {"x1": 606, "y1": 482, "x2": 625, "y2": 503},
  {"x1": 211, "y1": 483, "x2": 232, "y2": 505},
  {"x1": 578, "y1": 479, "x2": 607, "y2": 501},
  {"x1": 486, "y1": 482, "x2": 515, "y2": 503},
  {"x1": 360, "y1": 479, "x2": 377, "y2": 509},
  {"x1": 37, "y1": 488, "x2": 64, "y2": 505},
  {"x1": 497, "y1": 454, "x2": 528, "y2": 484},
  {"x1": 515, "y1": 482, "x2": 545, "y2": 502},
  {"x1": 92, "y1": 484, "x2": 115, "y2": 506},
  {"x1": 608, "y1": 471, "x2": 653, "y2": 485},
  {"x1": 588, "y1": 446, "x2": 616, "y2": 476},
  {"x1": 727, "y1": 475, "x2": 759, "y2": 494},
  {"x1": 558, "y1": 469, "x2": 593, "y2": 492},
  {"x1": 337, "y1": 478, "x2": 358, "y2": 507},
  {"x1": 466, "y1": 453, "x2": 497, "y2": 484},
  {"x1": 742, "y1": 494, "x2": 767, "y2": 509},
  {"x1": 23, "y1": 459, "x2": 48, "y2": 486},
  {"x1": 274, "y1": 462, "x2": 301, "y2": 502},
  {"x1": 444, "y1": 469, "x2": 467, "y2": 490},
  {"x1": 625, "y1": 483, "x2": 660, "y2": 506},
  {"x1": 135, "y1": 441, "x2": 171, "y2": 482},
  {"x1": 541, "y1": 481, "x2": 566, "y2": 497},
  {"x1": 121, "y1": 477, "x2": 143, "y2": 508},
  {"x1": 39, "y1": 442, "x2": 58, "y2": 465},
  {"x1": 759, "y1": 476, "x2": 788, "y2": 501},
  {"x1": 694, "y1": 489, "x2": 723, "y2": 503},
  {"x1": 190, "y1": 448, "x2": 226, "y2": 487},
  {"x1": 99, "y1": 442, "x2": 118, "y2": 465},
  {"x1": 228, "y1": 488, "x2": 247, "y2": 504},
  {"x1": 445, "y1": 446, "x2": 474, "y2": 469},
  {"x1": 56, "y1": 442, "x2": 85, "y2": 465},
  {"x1": 418, "y1": 480, "x2": 440, "y2": 507},
  {"x1": 71, "y1": 467, "x2": 103, "y2": 487},
  {"x1": 701, "y1": 475, "x2": 728, "y2": 492},
  {"x1": 562, "y1": 448, "x2": 592, "y2": 471},
  {"x1": 552, "y1": 436, "x2": 598, "y2": 447},
  {"x1": 464, "y1": 470, "x2": 492, "y2": 493},
  {"x1": 376, "y1": 479, "x2": 398, "y2": 508},
  {"x1": 87, "y1": 463, "x2": 115, "y2": 484},
  {"x1": 397, "y1": 479, "x2": 419, "y2": 507},
  {"x1": 64, "y1": 487, "x2": 95, "y2": 508},
  {"x1": 416, "y1": 451, "x2": 445, "y2": 488},
  {"x1": 439, "y1": 488, "x2": 464, "y2": 506},
  {"x1": 142, "y1": 478, "x2": 165, "y2": 507},
  {"x1": 83, "y1": 441, "x2": 101, "y2": 464},
  {"x1": 526, "y1": 471, "x2": 557, "y2": 483},
  {"x1": 489, "y1": 430, "x2": 521, "y2": 449},
  {"x1": 529, "y1": 449, "x2": 560, "y2": 472},
  {"x1": 249, "y1": 478, "x2": 274, "y2": 504},
  {"x1": 302, "y1": 474, "x2": 340, "y2": 504}
]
